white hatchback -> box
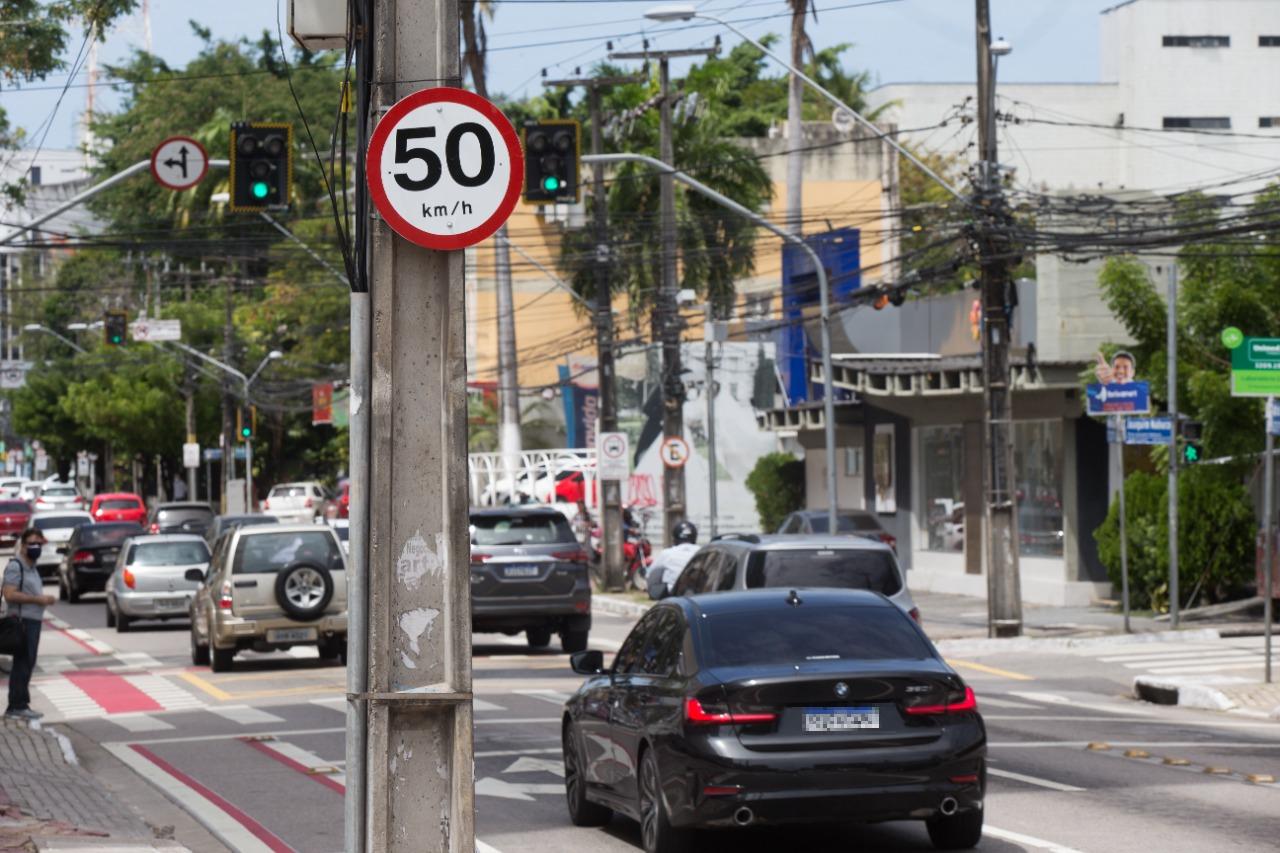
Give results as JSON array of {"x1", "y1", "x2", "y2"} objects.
[{"x1": 261, "y1": 482, "x2": 328, "y2": 524}]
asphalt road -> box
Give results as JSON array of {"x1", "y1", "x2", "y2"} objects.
[{"x1": 21, "y1": 582, "x2": 1280, "y2": 853}]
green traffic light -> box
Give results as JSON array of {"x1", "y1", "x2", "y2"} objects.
[
  {"x1": 240, "y1": 428, "x2": 251, "y2": 438},
  {"x1": 542, "y1": 176, "x2": 561, "y2": 192},
  {"x1": 252, "y1": 181, "x2": 270, "y2": 199}
]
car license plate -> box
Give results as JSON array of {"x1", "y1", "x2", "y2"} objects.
[
  {"x1": 267, "y1": 628, "x2": 316, "y2": 643},
  {"x1": 155, "y1": 597, "x2": 186, "y2": 611},
  {"x1": 502, "y1": 565, "x2": 540, "y2": 578},
  {"x1": 103, "y1": 548, "x2": 119, "y2": 561},
  {"x1": 804, "y1": 706, "x2": 879, "y2": 732}
]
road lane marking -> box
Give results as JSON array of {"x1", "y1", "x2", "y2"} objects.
[
  {"x1": 475, "y1": 717, "x2": 560, "y2": 725},
  {"x1": 987, "y1": 767, "x2": 1084, "y2": 792},
  {"x1": 474, "y1": 698, "x2": 507, "y2": 712},
  {"x1": 476, "y1": 748, "x2": 562, "y2": 758},
  {"x1": 502, "y1": 756, "x2": 565, "y2": 777},
  {"x1": 477, "y1": 841, "x2": 505, "y2": 853},
  {"x1": 1008, "y1": 692, "x2": 1154, "y2": 717},
  {"x1": 1100, "y1": 650, "x2": 1248, "y2": 663},
  {"x1": 991, "y1": 741, "x2": 1280, "y2": 748},
  {"x1": 1146, "y1": 661, "x2": 1266, "y2": 675},
  {"x1": 209, "y1": 705, "x2": 287, "y2": 726},
  {"x1": 983, "y1": 715, "x2": 1280, "y2": 727},
  {"x1": 947, "y1": 659, "x2": 1034, "y2": 681},
  {"x1": 106, "y1": 743, "x2": 289, "y2": 853},
  {"x1": 104, "y1": 726, "x2": 346, "y2": 747},
  {"x1": 513, "y1": 689, "x2": 571, "y2": 705},
  {"x1": 112, "y1": 651, "x2": 163, "y2": 670},
  {"x1": 177, "y1": 670, "x2": 234, "y2": 701},
  {"x1": 242, "y1": 738, "x2": 345, "y2": 793},
  {"x1": 108, "y1": 713, "x2": 175, "y2": 733},
  {"x1": 64, "y1": 670, "x2": 163, "y2": 714},
  {"x1": 977, "y1": 696, "x2": 1041, "y2": 709},
  {"x1": 984, "y1": 825, "x2": 1085, "y2": 853}
]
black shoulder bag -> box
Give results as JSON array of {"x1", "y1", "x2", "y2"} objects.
[{"x1": 0, "y1": 558, "x2": 29, "y2": 656}]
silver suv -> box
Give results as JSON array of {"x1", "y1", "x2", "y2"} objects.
[
  {"x1": 469, "y1": 507, "x2": 591, "y2": 652},
  {"x1": 188, "y1": 523, "x2": 347, "y2": 672}
]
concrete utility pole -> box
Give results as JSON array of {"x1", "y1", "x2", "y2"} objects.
[
  {"x1": 705, "y1": 306, "x2": 720, "y2": 538},
  {"x1": 1264, "y1": 397, "x2": 1274, "y2": 684},
  {"x1": 544, "y1": 73, "x2": 643, "y2": 590},
  {"x1": 221, "y1": 276, "x2": 235, "y2": 510},
  {"x1": 1167, "y1": 262, "x2": 1179, "y2": 628},
  {"x1": 974, "y1": 0, "x2": 1023, "y2": 637},
  {"x1": 360, "y1": 1, "x2": 475, "y2": 850},
  {"x1": 610, "y1": 46, "x2": 715, "y2": 546}
]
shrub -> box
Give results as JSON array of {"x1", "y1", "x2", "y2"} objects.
[
  {"x1": 1094, "y1": 466, "x2": 1255, "y2": 611},
  {"x1": 744, "y1": 452, "x2": 805, "y2": 532}
]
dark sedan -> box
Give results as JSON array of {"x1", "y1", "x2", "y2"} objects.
[
  {"x1": 58, "y1": 522, "x2": 146, "y2": 602},
  {"x1": 561, "y1": 589, "x2": 986, "y2": 852},
  {"x1": 147, "y1": 501, "x2": 215, "y2": 536}
]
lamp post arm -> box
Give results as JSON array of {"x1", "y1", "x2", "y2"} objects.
[
  {"x1": 27, "y1": 326, "x2": 88, "y2": 354},
  {"x1": 166, "y1": 340, "x2": 249, "y2": 391}
]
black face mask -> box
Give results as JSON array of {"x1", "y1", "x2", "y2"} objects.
[{"x1": 25, "y1": 544, "x2": 42, "y2": 561}]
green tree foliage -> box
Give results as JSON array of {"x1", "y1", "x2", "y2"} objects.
[
  {"x1": 1094, "y1": 467, "x2": 1255, "y2": 611},
  {"x1": 744, "y1": 452, "x2": 806, "y2": 531}
]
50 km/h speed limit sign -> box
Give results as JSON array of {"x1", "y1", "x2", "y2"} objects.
[{"x1": 367, "y1": 87, "x2": 524, "y2": 251}]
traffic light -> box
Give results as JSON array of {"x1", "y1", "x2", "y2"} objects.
[
  {"x1": 104, "y1": 310, "x2": 128, "y2": 346},
  {"x1": 230, "y1": 122, "x2": 292, "y2": 211},
  {"x1": 522, "y1": 120, "x2": 580, "y2": 204},
  {"x1": 1182, "y1": 441, "x2": 1203, "y2": 465},
  {"x1": 237, "y1": 405, "x2": 256, "y2": 441},
  {"x1": 1180, "y1": 420, "x2": 1203, "y2": 464}
]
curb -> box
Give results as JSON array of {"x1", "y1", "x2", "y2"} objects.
[
  {"x1": 593, "y1": 594, "x2": 651, "y2": 619},
  {"x1": 1133, "y1": 675, "x2": 1238, "y2": 712},
  {"x1": 934, "y1": 627, "x2": 1221, "y2": 657}
]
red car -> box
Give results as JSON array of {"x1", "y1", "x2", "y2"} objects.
[
  {"x1": 0, "y1": 499, "x2": 33, "y2": 551},
  {"x1": 324, "y1": 481, "x2": 350, "y2": 520},
  {"x1": 90, "y1": 493, "x2": 147, "y2": 525}
]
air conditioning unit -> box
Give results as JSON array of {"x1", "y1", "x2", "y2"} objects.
[{"x1": 289, "y1": 0, "x2": 349, "y2": 51}]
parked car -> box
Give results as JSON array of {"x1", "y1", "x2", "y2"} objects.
[
  {"x1": 147, "y1": 501, "x2": 215, "y2": 536},
  {"x1": 106, "y1": 534, "x2": 210, "y2": 632},
  {"x1": 35, "y1": 482, "x2": 86, "y2": 512},
  {"x1": 58, "y1": 522, "x2": 146, "y2": 602},
  {"x1": 323, "y1": 480, "x2": 350, "y2": 520},
  {"x1": 261, "y1": 481, "x2": 329, "y2": 524},
  {"x1": 30, "y1": 511, "x2": 93, "y2": 578},
  {"x1": 668, "y1": 534, "x2": 918, "y2": 622},
  {"x1": 0, "y1": 499, "x2": 33, "y2": 553},
  {"x1": 204, "y1": 513, "x2": 280, "y2": 547},
  {"x1": 469, "y1": 506, "x2": 591, "y2": 652},
  {"x1": 188, "y1": 523, "x2": 347, "y2": 672},
  {"x1": 0, "y1": 478, "x2": 31, "y2": 499},
  {"x1": 90, "y1": 493, "x2": 147, "y2": 525},
  {"x1": 561, "y1": 589, "x2": 985, "y2": 852},
  {"x1": 776, "y1": 509, "x2": 897, "y2": 551}
]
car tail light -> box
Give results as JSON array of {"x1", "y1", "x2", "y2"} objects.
[
  {"x1": 470, "y1": 552, "x2": 491, "y2": 564},
  {"x1": 551, "y1": 549, "x2": 589, "y2": 563},
  {"x1": 218, "y1": 580, "x2": 234, "y2": 610},
  {"x1": 149, "y1": 523, "x2": 160, "y2": 534},
  {"x1": 123, "y1": 568, "x2": 136, "y2": 589},
  {"x1": 949, "y1": 773, "x2": 980, "y2": 784},
  {"x1": 304, "y1": 498, "x2": 314, "y2": 508},
  {"x1": 904, "y1": 686, "x2": 978, "y2": 716},
  {"x1": 262, "y1": 498, "x2": 270, "y2": 510},
  {"x1": 72, "y1": 550, "x2": 94, "y2": 565},
  {"x1": 684, "y1": 697, "x2": 777, "y2": 725},
  {"x1": 882, "y1": 533, "x2": 897, "y2": 551},
  {"x1": 908, "y1": 607, "x2": 921, "y2": 623},
  {"x1": 702, "y1": 785, "x2": 743, "y2": 796}
]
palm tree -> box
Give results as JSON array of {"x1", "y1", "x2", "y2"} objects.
[{"x1": 786, "y1": 0, "x2": 814, "y2": 237}]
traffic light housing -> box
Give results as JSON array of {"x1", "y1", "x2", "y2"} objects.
[
  {"x1": 522, "y1": 120, "x2": 580, "y2": 204},
  {"x1": 230, "y1": 122, "x2": 292, "y2": 211},
  {"x1": 237, "y1": 405, "x2": 256, "y2": 441},
  {"x1": 1179, "y1": 420, "x2": 1204, "y2": 464},
  {"x1": 1181, "y1": 441, "x2": 1203, "y2": 464},
  {"x1": 104, "y1": 310, "x2": 127, "y2": 346}
]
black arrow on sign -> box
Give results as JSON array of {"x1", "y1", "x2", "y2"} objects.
[{"x1": 163, "y1": 145, "x2": 190, "y2": 179}]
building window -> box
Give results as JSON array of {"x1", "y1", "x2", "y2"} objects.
[
  {"x1": 1162, "y1": 35, "x2": 1230, "y2": 47},
  {"x1": 919, "y1": 426, "x2": 964, "y2": 553},
  {"x1": 1014, "y1": 421, "x2": 1064, "y2": 558},
  {"x1": 843, "y1": 446, "x2": 863, "y2": 477},
  {"x1": 1163, "y1": 117, "x2": 1231, "y2": 130},
  {"x1": 27, "y1": 166, "x2": 40, "y2": 186},
  {"x1": 1261, "y1": 117, "x2": 1280, "y2": 128},
  {"x1": 1260, "y1": 36, "x2": 1280, "y2": 47}
]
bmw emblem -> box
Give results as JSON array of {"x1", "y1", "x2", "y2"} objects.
[{"x1": 833, "y1": 681, "x2": 849, "y2": 699}]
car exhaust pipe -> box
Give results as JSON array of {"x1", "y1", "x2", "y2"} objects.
[
  {"x1": 939, "y1": 797, "x2": 959, "y2": 817},
  {"x1": 733, "y1": 807, "x2": 754, "y2": 826}
]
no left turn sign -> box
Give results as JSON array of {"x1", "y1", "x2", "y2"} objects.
[
  {"x1": 150, "y1": 136, "x2": 209, "y2": 191},
  {"x1": 660, "y1": 436, "x2": 691, "y2": 469},
  {"x1": 366, "y1": 87, "x2": 524, "y2": 251}
]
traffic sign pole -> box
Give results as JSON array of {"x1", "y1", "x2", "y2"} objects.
[
  {"x1": 1265, "y1": 396, "x2": 1274, "y2": 684},
  {"x1": 1114, "y1": 414, "x2": 1130, "y2": 633}
]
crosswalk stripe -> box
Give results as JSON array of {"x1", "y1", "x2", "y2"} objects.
[
  {"x1": 514, "y1": 689, "x2": 570, "y2": 705},
  {"x1": 1102, "y1": 650, "x2": 1254, "y2": 663},
  {"x1": 1134, "y1": 656, "x2": 1262, "y2": 669},
  {"x1": 109, "y1": 713, "x2": 176, "y2": 733},
  {"x1": 474, "y1": 698, "x2": 507, "y2": 712},
  {"x1": 208, "y1": 705, "x2": 286, "y2": 725},
  {"x1": 1147, "y1": 661, "x2": 1266, "y2": 675}
]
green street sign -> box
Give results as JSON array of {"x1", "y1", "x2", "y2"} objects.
[
  {"x1": 1231, "y1": 337, "x2": 1280, "y2": 396},
  {"x1": 1222, "y1": 326, "x2": 1244, "y2": 349}
]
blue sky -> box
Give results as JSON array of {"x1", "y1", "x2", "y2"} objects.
[{"x1": 3, "y1": 0, "x2": 1115, "y2": 150}]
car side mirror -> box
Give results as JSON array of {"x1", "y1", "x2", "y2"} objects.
[
  {"x1": 184, "y1": 568, "x2": 205, "y2": 583},
  {"x1": 570, "y1": 650, "x2": 604, "y2": 675}
]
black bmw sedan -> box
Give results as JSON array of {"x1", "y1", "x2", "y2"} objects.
[{"x1": 561, "y1": 588, "x2": 986, "y2": 853}]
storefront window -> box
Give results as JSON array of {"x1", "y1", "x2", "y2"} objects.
[
  {"x1": 919, "y1": 426, "x2": 964, "y2": 552},
  {"x1": 1014, "y1": 420, "x2": 1064, "y2": 557}
]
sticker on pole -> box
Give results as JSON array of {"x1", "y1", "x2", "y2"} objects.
[
  {"x1": 598, "y1": 432, "x2": 630, "y2": 481},
  {"x1": 366, "y1": 87, "x2": 524, "y2": 251},
  {"x1": 659, "y1": 436, "x2": 690, "y2": 469},
  {"x1": 150, "y1": 136, "x2": 209, "y2": 191}
]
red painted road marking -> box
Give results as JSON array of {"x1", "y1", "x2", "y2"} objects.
[
  {"x1": 242, "y1": 738, "x2": 345, "y2": 795},
  {"x1": 47, "y1": 624, "x2": 104, "y2": 656},
  {"x1": 64, "y1": 671, "x2": 162, "y2": 714},
  {"x1": 128, "y1": 744, "x2": 294, "y2": 853}
]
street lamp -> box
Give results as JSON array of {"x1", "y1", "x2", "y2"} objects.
[
  {"x1": 22, "y1": 323, "x2": 87, "y2": 354},
  {"x1": 248, "y1": 350, "x2": 284, "y2": 388}
]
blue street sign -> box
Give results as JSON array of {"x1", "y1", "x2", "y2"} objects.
[
  {"x1": 1087, "y1": 381, "x2": 1151, "y2": 415},
  {"x1": 1123, "y1": 416, "x2": 1173, "y2": 446},
  {"x1": 202, "y1": 448, "x2": 223, "y2": 462},
  {"x1": 1268, "y1": 399, "x2": 1280, "y2": 437}
]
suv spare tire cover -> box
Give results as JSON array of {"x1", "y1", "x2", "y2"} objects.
[{"x1": 274, "y1": 560, "x2": 334, "y2": 621}]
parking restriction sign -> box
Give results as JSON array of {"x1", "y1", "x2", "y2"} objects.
[
  {"x1": 659, "y1": 436, "x2": 690, "y2": 469},
  {"x1": 366, "y1": 87, "x2": 524, "y2": 251}
]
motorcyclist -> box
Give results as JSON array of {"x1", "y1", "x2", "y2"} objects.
[{"x1": 646, "y1": 521, "x2": 699, "y2": 600}]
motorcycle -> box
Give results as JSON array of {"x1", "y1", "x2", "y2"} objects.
[{"x1": 587, "y1": 508, "x2": 653, "y2": 590}]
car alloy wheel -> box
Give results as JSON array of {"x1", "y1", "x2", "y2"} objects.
[
  {"x1": 638, "y1": 749, "x2": 686, "y2": 853},
  {"x1": 284, "y1": 566, "x2": 326, "y2": 608},
  {"x1": 563, "y1": 725, "x2": 610, "y2": 827}
]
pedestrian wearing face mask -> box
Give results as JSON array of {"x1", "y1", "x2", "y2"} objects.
[{"x1": 3, "y1": 528, "x2": 55, "y2": 720}]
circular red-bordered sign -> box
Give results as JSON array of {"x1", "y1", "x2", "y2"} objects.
[
  {"x1": 366, "y1": 87, "x2": 524, "y2": 251},
  {"x1": 150, "y1": 136, "x2": 209, "y2": 191},
  {"x1": 660, "y1": 436, "x2": 691, "y2": 469}
]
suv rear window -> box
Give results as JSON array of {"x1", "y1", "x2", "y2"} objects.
[
  {"x1": 269, "y1": 486, "x2": 309, "y2": 498},
  {"x1": 701, "y1": 605, "x2": 929, "y2": 668},
  {"x1": 471, "y1": 513, "x2": 575, "y2": 546},
  {"x1": 746, "y1": 548, "x2": 902, "y2": 596},
  {"x1": 810, "y1": 514, "x2": 881, "y2": 533},
  {"x1": 0, "y1": 501, "x2": 29, "y2": 513},
  {"x1": 43, "y1": 486, "x2": 78, "y2": 497},
  {"x1": 129, "y1": 541, "x2": 210, "y2": 566},
  {"x1": 101, "y1": 498, "x2": 141, "y2": 510},
  {"x1": 156, "y1": 507, "x2": 213, "y2": 525},
  {"x1": 233, "y1": 531, "x2": 344, "y2": 574}
]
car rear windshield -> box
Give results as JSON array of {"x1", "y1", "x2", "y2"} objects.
[
  {"x1": 746, "y1": 548, "x2": 902, "y2": 596},
  {"x1": 100, "y1": 498, "x2": 141, "y2": 510},
  {"x1": 701, "y1": 605, "x2": 930, "y2": 668},
  {"x1": 129, "y1": 541, "x2": 210, "y2": 566},
  {"x1": 43, "y1": 486, "x2": 78, "y2": 497},
  {"x1": 810, "y1": 514, "x2": 881, "y2": 533},
  {"x1": 0, "y1": 501, "x2": 29, "y2": 513},
  {"x1": 269, "y1": 485, "x2": 309, "y2": 498},
  {"x1": 471, "y1": 513, "x2": 575, "y2": 546},
  {"x1": 79, "y1": 524, "x2": 143, "y2": 547},
  {"x1": 156, "y1": 507, "x2": 213, "y2": 525},
  {"x1": 233, "y1": 531, "x2": 344, "y2": 575},
  {"x1": 33, "y1": 515, "x2": 89, "y2": 530}
]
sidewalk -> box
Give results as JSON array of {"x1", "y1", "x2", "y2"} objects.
[{"x1": 0, "y1": 718, "x2": 188, "y2": 852}]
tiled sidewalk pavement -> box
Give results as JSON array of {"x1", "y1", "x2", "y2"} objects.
[
  {"x1": 0, "y1": 718, "x2": 152, "y2": 843},
  {"x1": 1219, "y1": 682, "x2": 1280, "y2": 717}
]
